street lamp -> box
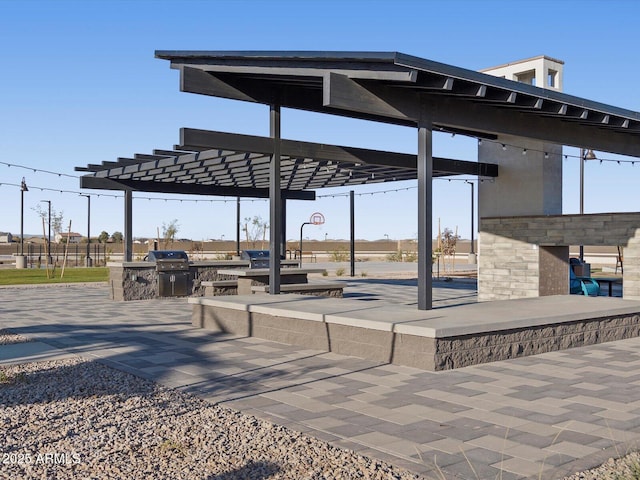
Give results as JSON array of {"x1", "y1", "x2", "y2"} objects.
[
  {"x1": 40, "y1": 199, "x2": 51, "y2": 263},
  {"x1": 464, "y1": 180, "x2": 476, "y2": 263},
  {"x1": 17, "y1": 178, "x2": 28, "y2": 268},
  {"x1": 579, "y1": 148, "x2": 597, "y2": 262},
  {"x1": 20, "y1": 178, "x2": 28, "y2": 255},
  {"x1": 384, "y1": 233, "x2": 389, "y2": 241},
  {"x1": 80, "y1": 194, "x2": 91, "y2": 266}
]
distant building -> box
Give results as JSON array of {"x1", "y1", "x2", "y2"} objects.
[
  {"x1": 0, "y1": 232, "x2": 13, "y2": 243},
  {"x1": 480, "y1": 55, "x2": 564, "y2": 92},
  {"x1": 54, "y1": 232, "x2": 83, "y2": 244}
]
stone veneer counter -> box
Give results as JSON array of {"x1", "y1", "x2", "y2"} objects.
[{"x1": 108, "y1": 260, "x2": 249, "y2": 301}]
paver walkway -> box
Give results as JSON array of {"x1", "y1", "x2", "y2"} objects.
[{"x1": 1, "y1": 283, "x2": 638, "y2": 479}]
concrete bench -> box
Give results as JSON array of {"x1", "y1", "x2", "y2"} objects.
[
  {"x1": 251, "y1": 282, "x2": 343, "y2": 298},
  {"x1": 201, "y1": 280, "x2": 238, "y2": 296}
]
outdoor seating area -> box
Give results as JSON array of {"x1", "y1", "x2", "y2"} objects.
[
  {"x1": 216, "y1": 267, "x2": 333, "y2": 295},
  {"x1": 569, "y1": 257, "x2": 600, "y2": 297}
]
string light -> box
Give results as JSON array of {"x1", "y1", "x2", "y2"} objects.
[
  {"x1": 476, "y1": 137, "x2": 638, "y2": 165},
  {"x1": 0, "y1": 161, "x2": 78, "y2": 178},
  {"x1": 2, "y1": 135, "x2": 637, "y2": 207}
]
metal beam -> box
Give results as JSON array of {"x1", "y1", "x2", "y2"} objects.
[
  {"x1": 79, "y1": 176, "x2": 315, "y2": 200},
  {"x1": 417, "y1": 119, "x2": 433, "y2": 310},
  {"x1": 180, "y1": 128, "x2": 498, "y2": 176},
  {"x1": 324, "y1": 74, "x2": 640, "y2": 157},
  {"x1": 269, "y1": 104, "x2": 282, "y2": 295},
  {"x1": 124, "y1": 190, "x2": 133, "y2": 262},
  {"x1": 350, "y1": 190, "x2": 355, "y2": 277}
]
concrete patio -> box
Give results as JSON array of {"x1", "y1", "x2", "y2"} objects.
[{"x1": 2, "y1": 283, "x2": 640, "y2": 479}]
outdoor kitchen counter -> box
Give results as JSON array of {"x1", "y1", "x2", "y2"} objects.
[
  {"x1": 108, "y1": 261, "x2": 252, "y2": 301},
  {"x1": 217, "y1": 268, "x2": 327, "y2": 295}
]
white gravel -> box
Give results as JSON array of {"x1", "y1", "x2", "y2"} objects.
[
  {"x1": 0, "y1": 356, "x2": 421, "y2": 480},
  {"x1": 0, "y1": 329, "x2": 32, "y2": 345},
  {"x1": 1, "y1": 332, "x2": 638, "y2": 480}
]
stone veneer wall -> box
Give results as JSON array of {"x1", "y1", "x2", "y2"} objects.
[
  {"x1": 191, "y1": 303, "x2": 640, "y2": 371},
  {"x1": 479, "y1": 212, "x2": 640, "y2": 301},
  {"x1": 109, "y1": 262, "x2": 249, "y2": 301}
]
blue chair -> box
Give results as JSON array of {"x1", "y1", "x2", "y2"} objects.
[{"x1": 569, "y1": 258, "x2": 599, "y2": 296}]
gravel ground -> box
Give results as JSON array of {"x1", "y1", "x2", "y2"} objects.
[
  {"x1": 1, "y1": 332, "x2": 639, "y2": 480},
  {"x1": 0, "y1": 356, "x2": 422, "y2": 480},
  {"x1": 0, "y1": 329, "x2": 32, "y2": 345}
]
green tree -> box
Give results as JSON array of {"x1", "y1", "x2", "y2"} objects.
[
  {"x1": 111, "y1": 231, "x2": 123, "y2": 243},
  {"x1": 162, "y1": 219, "x2": 179, "y2": 248},
  {"x1": 98, "y1": 231, "x2": 110, "y2": 243}
]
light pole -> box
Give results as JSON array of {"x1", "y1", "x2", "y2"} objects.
[
  {"x1": 384, "y1": 233, "x2": 389, "y2": 241},
  {"x1": 579, "y1": 148, "x2": 597, "y2": 262},
  {"x1": 80, "y1": 195, "x2": 91, "y2": 266},
  {"x1": 17, "y1": 178, "x2": 28, "y2": 268},
  {"x1": 465, "y1": 180, "x2": 476, "y2": 264},
  {"x1": 40, "y1": 200, "x2": 51, "y2": 263}
]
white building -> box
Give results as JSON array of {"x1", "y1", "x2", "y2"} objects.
[
  {"x1": 55, "y1": 232, "x2": 83, "y2": 244},
  {"x1": 480, "y1": 55, "x2": 564, "y2": 91}
]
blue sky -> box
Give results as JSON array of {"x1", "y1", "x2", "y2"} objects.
[{"x1": 1, "y1": 0, "x2": 639, "y2": 242}]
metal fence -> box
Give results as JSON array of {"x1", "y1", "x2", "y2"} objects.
[{"x1": 15, "y1": 243, "x2": 108, "y2": 267}]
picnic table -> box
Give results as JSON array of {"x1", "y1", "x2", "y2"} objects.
[
  {"x1": 217, "y1": 267, "x2": 327, "y2": 295},
  {"x1": 592, "y1": 276, "x2": 622, "y2": 297}
]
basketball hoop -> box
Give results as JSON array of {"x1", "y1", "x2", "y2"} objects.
[
  {"x1": 299, "y1": 212, "x2": 325, "y2": 266},
  {"x1": 310, "y1": 212, "x2": 325, "y2": 225}
]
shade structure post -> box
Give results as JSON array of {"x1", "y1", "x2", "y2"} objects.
[
  {"x1": 350, "y1": 190, "x2": 355, "y2": 277},
  {"x1": 269, "y1": 104, "x2": 282, "y2": 294},
  {"x1": 281, "y1": 197, "x2": 288, "y2": 260},
  {"x1": 236, "y1": 196, "x2": 241, "y2": 256},
  {"x1": 124, "y1": 190, "x2": 133, "y2": 262},
  {"x1": 417, "y1": 121, "x2": 433, "y2": 310}
]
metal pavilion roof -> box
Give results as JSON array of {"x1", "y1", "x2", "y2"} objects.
[
  {"x1": 155, "y1": 50, "x2": 640, "y2": 157},
  {"x1": 76, "y1": 129, "x2": 498, "y2": 198}
]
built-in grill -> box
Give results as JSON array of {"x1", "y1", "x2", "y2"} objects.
[
  {"x1": 241, "y1": 250, "x2": 270, "y2": 269},
  {"x1": 146, "y1": 250, "x2": 190, "y2": 297}
]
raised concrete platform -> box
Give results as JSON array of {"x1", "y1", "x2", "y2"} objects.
[{"x1": 189, "y1": 294, "x2": 640, "y2": 370}]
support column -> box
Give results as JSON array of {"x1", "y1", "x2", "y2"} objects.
[
  {"x1": 236, "y1": 196, "x2": 241, "y2": 256},
  {"x1": 124, "y1": 190, "x2": 133, "y2": 262},
  {"x1": 269, "y1": 104, "x2": 282, "y2": 294},
  {"x1": 478, "y1": 136, "x2": 563, "y2": 301},
  {"x1": 350, "y1": 190, "x2": 355, "y2": 277},
  {"x1": 281, "y1": 197, "x2": 287, "y2": 260},
  {"x1": 417, "y1": 121, "x2": 433, "y2": 310}
]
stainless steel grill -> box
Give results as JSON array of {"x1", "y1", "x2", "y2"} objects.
[
  {"x1": 146, "y1": 250, "x2": 190, "y2": 296},
  {"x1": 241, "y1": 250, "x2": 270, "y2": 269}
]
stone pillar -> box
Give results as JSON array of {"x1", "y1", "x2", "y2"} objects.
[{"x1": 478, "y1": 137, "x2": 564, "y2": 301}]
